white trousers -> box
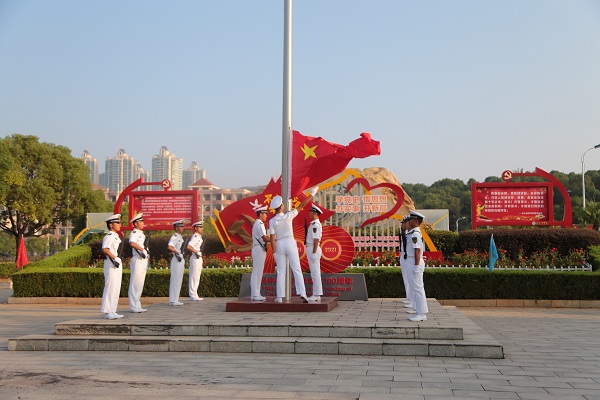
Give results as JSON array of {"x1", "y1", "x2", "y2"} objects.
[
  {"x1": 101, "y1": 258, "x2": 122, "y2": 314},
  {"x1": 128, "y1": 256, "x2": 148, "y2": 310},
  {"x1": 169, "y1": 257, "x2": 185, "y2": 303},
  {"x1": 275, "y1": 237, "x2": 307, "y2": 299},
  {"x1": 408, "y1": 259, "x2": 428, "y2": 314},
  {"x1": 306, "y1": 246, "x2": 323, "y2": 296},
  {"x1": 399, "y1": 257, "x2": 413, "y2": 305},
  {"x1": 250, "y1": 246, "x2": 266, "y2": 298},
  {"x1": 188, "y1": 255, "x2": 203, "y2": 299}
]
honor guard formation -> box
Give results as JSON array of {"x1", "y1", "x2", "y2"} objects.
[{"x1": 99, "y1": 188, "x2": 424, "y2": 319}]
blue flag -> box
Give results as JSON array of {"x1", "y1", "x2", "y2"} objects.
[{"x1": 489, "y1": 235, "x2": 498, "y2": 271}]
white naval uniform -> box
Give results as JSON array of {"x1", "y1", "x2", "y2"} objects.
[
  {"x1": 399, "y1": 230, "x2": 414, "y2": 306},
  {"x1": 305, "y1": 219, "x2": 323, "y2": 296},
  {"x1": 128, "y1": 229, "x2": 148, "y2": 311},
  {"x1": 187, "y1": 232, "x2": 203, "y2": 300},
  {"x1": 168, "y1": 232, "x2": 185, "y2": 303},
  {"x1": 268, "y1": 209, "x2": 307, "y2": 299},
  {"x1": 250, "y1": 219, "x2": 268, "y2": 298},
  {"x1": 101, "y1": 231, "x2": 122, "y2": 315},
  {"x1": 405, "y1": 227, "x2": 428, "y2": 315}
]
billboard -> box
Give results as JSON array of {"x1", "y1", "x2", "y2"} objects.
[{"x1": 471, "y1": 168, "x2": 572, "y2": 228}]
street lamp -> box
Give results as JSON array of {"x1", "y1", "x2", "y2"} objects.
[
  {"x1": 455, "y1": 216, "x2": 467, "y2": 233},
  {"x1": 581, "y1": 144, "x2": 600, "y2": 209}
]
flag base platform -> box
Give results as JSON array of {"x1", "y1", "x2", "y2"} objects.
[
  {"x1": 225, "y1": 296, "x2": 338, "y2": 312},
  {"x1": 8, "y1": 298, "x2": 504, "y2": 359}
]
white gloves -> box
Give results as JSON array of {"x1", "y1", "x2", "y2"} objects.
[
  {"x1": 114, "y1": 257, "x2": 122, "y2": 268},
  {"x1": 142, "y1": 249, "x2": 149, "y2": 259},
  {"x1": 310, "y1": 186, "x2": 319, "y2": 197}
]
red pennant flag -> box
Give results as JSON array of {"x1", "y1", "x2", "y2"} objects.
[
  {"x1": 291, "y1": 130, "x2": 381, "y2": 197},
  {"x1": 16, "y1": 237, "x2": 29, "y2": 269}
]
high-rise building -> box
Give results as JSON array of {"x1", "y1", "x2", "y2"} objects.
[
  {"x1": 105, "y1": 148, "x2": 138, "y2": 195},
  {"x1": 81, "y1": 149, "x2": 99, "y2": 184},
  {"x1": 183, "y1": 161, "x2": 205, "y2": 190},
  {"x1": 152, "y1": 146, "x2": 183, "y2": 190},
  {"x1": 135, "y1": 162, "x2": 151, "y2": 183}
]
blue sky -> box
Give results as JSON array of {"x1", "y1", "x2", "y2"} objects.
[{"x1": 1, "y1": 0, "x2": 600, "y2": 189}]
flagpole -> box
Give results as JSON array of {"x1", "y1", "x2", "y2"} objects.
[{"x1": 282, "y1": 0, "x2": 293, "y2": 301}]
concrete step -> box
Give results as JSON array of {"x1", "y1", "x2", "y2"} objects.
[
  {"x1": 6, "y1": 299, "x2": 504, "y2": 359},
  {"x1": 8, "y1": 334, "x2": 503, "y2": 358},
  {"x1": 53, "y1": 321, "x2": 464, "y2": 340}
]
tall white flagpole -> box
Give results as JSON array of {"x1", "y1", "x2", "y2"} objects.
[{"x1": 282, "y1": 0, "x2": 293, "y2": 301}]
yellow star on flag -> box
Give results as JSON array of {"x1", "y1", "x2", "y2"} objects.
[{"x1": 301, "y1": 143, "x2": 318, "y2": 160}]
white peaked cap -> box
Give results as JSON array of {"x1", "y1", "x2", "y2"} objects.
[
  {"x1": 192, "y1": 221, "x2": 203, "y2": 227},
  {"x1": 130, "y1": 213, "x2": 143, "y2": 224},
  {"x1": 270, "y1": 195, "x2": 283, "y2": 210},
  {"x1": 172, "y1": 220, "x2": 185, "y2": 226},
  {"x1": 105, "y1": 214, "x2": 121, "y2": 223},
  {"x1": 409, "y1": 210, "x2": 425, "y2": 219}
]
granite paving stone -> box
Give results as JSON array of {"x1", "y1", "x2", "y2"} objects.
[{"x1": 0, "y1": 292, "x2": 599, "y2": 399}]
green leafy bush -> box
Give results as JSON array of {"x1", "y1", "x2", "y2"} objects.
[
  {"x1": 456, "y1": 228, "x2": 600, "y2": 260},
  {"x1": 426, "y1": 229, "x2": 459, "y2": 258},
  {"x1": 0, "y1": 262, "x2": 18, "y2": 279},
  {"x1": 346, "y1": 267, "x2": 600, "y2": 300}
]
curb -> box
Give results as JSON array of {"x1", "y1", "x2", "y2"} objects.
[{"x1": 5, "y1": 296, "x2": 600, "y2": 308}]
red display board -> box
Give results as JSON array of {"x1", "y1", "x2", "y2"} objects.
[
  {"x1": 130, "y1": 191, "x2": 198, "y2": 230},
  {"x1": 471, "y1": 168, "x2": 572, "y2": 228},
  {"x1": 114, "y1": 178, "x2": 199, "y2": 231}
]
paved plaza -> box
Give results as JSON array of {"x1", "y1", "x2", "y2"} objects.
[{"x1": 0, "y1": 289, "x2": 599, "y2": 399}]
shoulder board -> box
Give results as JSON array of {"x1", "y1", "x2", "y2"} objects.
[{"x1": 132, "y1": 229, "x2": 137, "y2": 234}]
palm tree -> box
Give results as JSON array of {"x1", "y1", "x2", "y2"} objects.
[{"x1": 577, "y1": 201, "x2": 600, "y2": 230}]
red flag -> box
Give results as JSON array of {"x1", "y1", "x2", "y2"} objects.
[
  {"x1": 16, "y1": 237, "x2": 28, "y2": 269},
  {"x1": 291, "y1": 130, "x2": 381, "y2": 197}
]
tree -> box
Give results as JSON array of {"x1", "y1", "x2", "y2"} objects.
[
  {"x1": 577, "y1": 201, "x2": 600, "y2": 230},
  {"x1": 0, "y1": 134, "x2": 98, "y2": 259}
]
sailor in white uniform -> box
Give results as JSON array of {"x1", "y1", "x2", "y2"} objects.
[
  {"x1": 405, "y1": 210, "x2": 429, "y2": 322},
  {"x1": 268, "y1": 186, "x2": 319, "y2": 303},
  {"x1": 101, "y1": 214, "x2": 124, "y2": 320},
  {"x1": 250, "y1": 204, "x2": 270, "y2": 301},
  {"x1": 128, "y1": 213, "x2": 148, "y2": 313},
  {"x1": 399, "y1": 215, "x2": 415, "y2": 313},
  {"x1": 167, "y1": 220, "x2": 186, "y2": 306},
  {"x1": 306, "y1": 204, "x2": 323, "y2": 301},
  {"x1": 187, "y1": 221, "x2": 204, "y2": 301}
]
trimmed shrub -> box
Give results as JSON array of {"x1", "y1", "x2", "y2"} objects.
[
  {"x1": 0, "y1": 262, "x2": 18, "y2": 279},
  {"x1": 426, "y1": 229, "x2": 459, "y2": 258},
  {"x1": 456, "y1": 228, "x2": 600, "y2": 260},
  {"x1": 346, "y1": 267, "x2": 600, "y2": 300}
]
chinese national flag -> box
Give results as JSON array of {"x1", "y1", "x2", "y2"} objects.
[
  {"x1": 16, "y1": 237, "x2": 28, "y2": 269},
  {"x1": 291, "y1": 130, "x2": 381, "y2": 197}
]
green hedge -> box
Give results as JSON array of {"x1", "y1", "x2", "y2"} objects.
[
  {"x1": 12, "y1": 266, "x2": 246, "y2": 298},
  {"x1": 426, "y1": 230, "x2": 459, "y2": 258},
  {"x1": 588, "y1": 245, "x2": 600, "y2": 271},
  {"x1": 10, "y1": 244, "x2": 600, "y2": 300},
  {"x1": 0, "y1": 262, "x2": 18, "y2": 279},
  {"x1": 456, "y1": 228, "x2": 600, "y2": 260},
  {"x1": 347, "y1": 267, "x2": 600, "y2": 300}
]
